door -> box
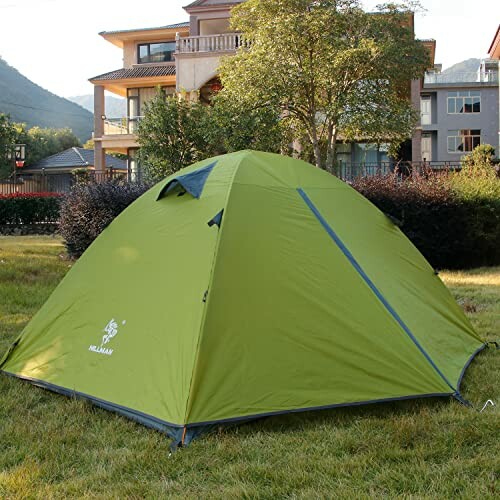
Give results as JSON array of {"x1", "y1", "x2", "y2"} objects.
[
  {"x1": 421, "y1": 135, "x2": 432, "y2": 162},
  {"x1": 421, "y1": 96, "x2": 432, "y2": 125}
]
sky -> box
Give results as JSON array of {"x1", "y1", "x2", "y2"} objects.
[{"x1": 0, "y1": 0, "x2": 498, "y2": 98}]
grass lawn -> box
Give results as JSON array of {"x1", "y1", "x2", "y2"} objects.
[{"x1": 0, "y1": 236, "x2": 498, "y2": 498}]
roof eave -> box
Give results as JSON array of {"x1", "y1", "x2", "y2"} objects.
[
  {"x1": 488, "y1": 25, "x2": 500, "y2": 59},
  {"x1": 99, "y1": 25, "x2": 189, "y2": 48}
]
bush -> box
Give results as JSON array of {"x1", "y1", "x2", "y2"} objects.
[
  {"x1": 352, "y1": 169, "x2": 500, "y2": 269},
  {"x1": 59, "y1": 181, "x2": 150, "y2": 258},
  {"x1": 0, "y1": 192, "x2": 62, "y2": 226}
]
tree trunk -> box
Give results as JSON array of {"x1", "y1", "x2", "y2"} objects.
[
  {"x1": 310, "y1": 122, "x2": 322, "y2": 169},
  {"x1": 325, "y1": 124, "x2": 338, "y2": 175}
]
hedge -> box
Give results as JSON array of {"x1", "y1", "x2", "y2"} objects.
[
  {"x1": 0, "y1": 192, "x2": 62, "y2": 227},
  {"x1": 59, "y1": 181, "x2": 150, "y2": 258},
  {"x1": 352, "y1": 170, "x2": 500, "y2": 269}
]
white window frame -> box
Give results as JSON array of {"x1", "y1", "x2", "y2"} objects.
[
  {"x1": 447, "y1": 91, "x2": 481, "y2": 115},
  {"x1": 447, "y1": 129, "x2": 481, "y2": 154}
]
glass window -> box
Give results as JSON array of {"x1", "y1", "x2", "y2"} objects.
[
  {"x1": 139, "y1": 45, "x2": 149, "y2": 62},
  {"x1": 472, "y1": 97, "x2": 480, "y2": 112},
  {"x1": 138, "y1": 42, "x2": 176, "y2": 64},
  {"x1": 447, "y1": 130, "x2": 480, "y2": 153},
  {"x1": 447, "y1": 91, "x2": 480, "y2": 114}
]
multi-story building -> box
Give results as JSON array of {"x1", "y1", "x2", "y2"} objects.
[
  {"x1": 89, "y1": 0, "x2": 244, "y2": 176},
  {"x1": 488, "y1": 25, "x2": 500, "y2": 154},
  {"x1": 89, "y1": 0, "x2": 434, "y2": 177},
  {"x1": 417, "y1": 59, "x2": 499, "y2": 163}
]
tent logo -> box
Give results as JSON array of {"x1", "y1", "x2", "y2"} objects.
[{"x1": 88, "y1": 318, "x2": 126, "y2": 356}]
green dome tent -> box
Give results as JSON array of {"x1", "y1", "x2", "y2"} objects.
[{"x1": 0, "y1": 150, "x2": 485, "y2": 447}]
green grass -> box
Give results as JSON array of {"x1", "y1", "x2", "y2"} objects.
[{"x1": 0, "y1": 236, "x2": 498, "y2": 498}]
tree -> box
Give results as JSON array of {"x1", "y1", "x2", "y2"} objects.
[
  {"x1": 0, "y1": 113, "x2": 18, "y2": 177},
  {"x1": 14, "y1": 125, "x2": 81, "y2": 167},
  {"x1": 137, "y1": 90, "x2": 217, "y2": 181},
  {"x1": 137, "y1": 89, "x2": 288, "y2": 181},
  {"x1": 219, "y1": 0, "x2": 430, "y2": 172}
]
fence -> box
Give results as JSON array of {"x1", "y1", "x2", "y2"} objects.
[
  {"x1": 337, "y1": 161, "x2": 462, "y2": 181},
  {"x1": 0, "y1": 171, "x2": 128, "y2": 196},
  {"x1": 0, "y1": 162, "x2": 464, "y2": 195}
]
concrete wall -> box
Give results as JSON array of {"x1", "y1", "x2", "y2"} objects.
[
  {"x1": 421, "y1": 84, "x2": 499, "y2": 161},
  {"x1": 93, "y1": 85, "x2": 106, "y2": 173},
  {"x1": 176, "y1": 53, "x2": 224, "y2": 92}
]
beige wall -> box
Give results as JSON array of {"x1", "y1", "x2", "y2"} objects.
[
  {"x1": 176, "y1": 53, "x2": 223, "y2": 92},
  {"x1": 123, "y1": 41, "x2": 136, "y2": 68}
]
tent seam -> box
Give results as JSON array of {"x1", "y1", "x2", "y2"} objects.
[
  {"x1": 182, "y1": 154, "x2": 245, "y2": 424},
  {"x1": 297, "y1": 188, "x2": 457, "y2": 393},
  {"x1": 184, "y1": 391, "x2": 454, "y2": 427}
]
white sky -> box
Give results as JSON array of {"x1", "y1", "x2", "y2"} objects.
[{"x1": 0, "y1": 0, "x2": 498, "y2": 98}]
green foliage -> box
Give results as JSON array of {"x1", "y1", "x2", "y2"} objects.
[
  {"x1": 0, "y1": 236, "x2": 498, "y2": 497},
  {"x1": 59, "y1": 181, "x2": 150, "y2": 258},
  {"x1": 137, "y1": 90, "x2": 287, "y2": 182},
  {"x1": 14, "y1": 125, "x2": 81, "y2": 167},
  {"x1": 453, "y1": 150, "x2": 500, "y2": 202},
  {"x1": 460, "y1": 143, "x2": 496, "y2": 174},
  {"x1": 210, "y1": 94, "x2": 290, "y2": 154},
  {"x1": 0, "y1": 193, "x2": 62, "y2": 226},
  {"x1": 220, "y1": 0, "x2": 428, "y2": 171},
  {"x1": 0, "y1": 113, "x2": 17, "y2": 177},
  {"x1": 1, "y1": 113, "x2": 81, "y2": 176},
  {"x1": 137, "y1": 91, "x2": 217, "y2": 181},
  {"x1": 352, "y1": 169, "x2": 500, "y2": 269}
]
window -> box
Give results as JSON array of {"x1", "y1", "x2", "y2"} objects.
[
  {"x1": 138, "y1": 42, "x2": 176, "y2": 64},
  {"x1": 127, "y1": 87, "x2": 176, "y2": 118},
  {"x1": 447, "y1": 130, "x2": 481, "y2": 153},
  {"x1": 447, "y1": 91, "x2": 480, "y2": 114}
]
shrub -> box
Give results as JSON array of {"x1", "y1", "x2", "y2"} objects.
[
  {"x1": 0, "y1": 192, "x2": 62, "y2": 225},
  {"x1": 59, "y1": 181, "x2": 150, "y2": 258},
  {"x1": 352, "y1": 169, "x2": 500, "y2": 269}
]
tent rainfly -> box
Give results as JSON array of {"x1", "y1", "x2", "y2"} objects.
[{"x1": 0, "y1": 150, "x2": 486, "y2": 448}]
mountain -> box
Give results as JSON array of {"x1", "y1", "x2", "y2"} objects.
[
  {"x1": 442, "y1": 58, "x2": 481, "y2": 74},
  {"x1": 0, "y1": 57, "x2": 93, "y2": 142},
  {"x1": 68, "y1": 95, "x2": 126, "y2": 119}
]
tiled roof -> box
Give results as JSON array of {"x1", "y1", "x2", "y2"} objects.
[
  {"x1": 90, "y1": 65, "x2": 176, "y2": 82},
  {"x1": 100, "y1": 22, "x2": 189, "y2": 36},
  {"x1": 26, "y1": 148, "x2": 127, "y2": 171},
  {"x1": 185, "y1": 0, "x2": 244, "y2": 8}
]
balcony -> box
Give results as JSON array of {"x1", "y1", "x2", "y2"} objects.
[
  {"x1": 104, "y1": 117, "x2": 143, "y2": 136},
  {"x1": 175, "y1": 33, "x2": 245, "y2": 54},
  {"x1": 424, "y1": 71, "x2": 498, "y2": 85}
]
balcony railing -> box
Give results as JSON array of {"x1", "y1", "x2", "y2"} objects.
[
  {"x1": 424, "y1": 71, "x2": 499, "y2": 85},
  {"x1": 104, "y1": 117, "x2": 143, "y2": 135},
  {"x1": 176, "y1": 33, "x2": 245, "y2": 54}
]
